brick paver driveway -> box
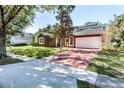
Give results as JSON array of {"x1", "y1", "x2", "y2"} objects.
[{"x1": 44, "y1": 48, "x2": 99, "y2": 69}]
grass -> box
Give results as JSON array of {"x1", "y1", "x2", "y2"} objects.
[
  {"x1": 0, "y1": 57, "x2": 24, "y2": 65},
  {"x1": 7, "y1": 46, "x2": 67, "y2": 59},
  {"x1": 77, "y1": 80, "x2": 97, "y2": 88},
  {"x1": 86, "y1": 46, "x2": 124, "y2": 79}
]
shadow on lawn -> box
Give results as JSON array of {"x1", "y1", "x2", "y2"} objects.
[
  {"x1": 98, "y1": 51, "x2": 124, "y2": 57},
  {"x1": 94, "y1": 57, "x2": 112, "y2": 62},
  {"x1": 88, "y1": 63, "x2": 123, "y2": 77},
  {"x1": 87, "y1": 50, "x2": 124, "y2": 79},
  {"x1": 0, "y1": 57, "x2": 24, "y2": 65},
  {"x1": 87, "y1": 60, "x2": 124, "y2": 79}
]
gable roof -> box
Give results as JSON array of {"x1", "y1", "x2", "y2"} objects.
[
  {"x1": 35, "y1": 24, "x2": 107, "y2": 37},
  {"x1": 73, "y1": 24, "x2": 106, "y2": 36},
  {"x1": 36, "y1": 32, "x2": 53, "y2": 37}
]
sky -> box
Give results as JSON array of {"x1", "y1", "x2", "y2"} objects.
[{"x1": 25, "y1": 5, "x2": 124, "y2": 34}]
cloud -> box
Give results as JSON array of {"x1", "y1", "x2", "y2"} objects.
[{"x1": 24, "y1": 26, "x2": 38, "y2": 34}]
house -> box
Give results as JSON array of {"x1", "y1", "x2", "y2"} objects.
[
  {"x1": 33, "y1": 32, "x2": 56, "y2": 47},
  {"x1": 34, "y1": 24, "x2": 107, "y2": 48},
  {"x1": 10, "y1": 33, "x2": 33, "y2": 45}
]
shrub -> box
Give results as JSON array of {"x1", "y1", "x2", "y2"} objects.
[
  {"x1": 102, "y1": 44, "x2": 117, "y2": 52},
  {"x1": 8, "y1": 46, "x2": 65, "y2": 59},
  {"x1": 32, "y1": 43, "x2": 39, "y2": 46},
  {"x1": 11, "y1": 43, "x2": 27, "y2": 46}
]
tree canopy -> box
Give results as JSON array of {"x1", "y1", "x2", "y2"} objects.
[
  {"x1": 55, "y1": 5, "x2": 75, "y2": 37},
  {"x1": 110, "y1": 14, "x2": 124, "y2": 47},
  {"x1": 52, "y1": 5, "x2": 75, "y2": 48},
  {"x1": 1, "y1": 5, "x2": 56, "y2": 35},
  {"x1": 0, "y1": 5, "x2": 57, "y2": 57},
  {"x1": 111, "y1": 15, "x2": 124, "y2": 40},
  {"x1": 38, "y1": 24, "x2": 53, "y2": 33}
]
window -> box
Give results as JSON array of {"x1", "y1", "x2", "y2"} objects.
[
  {"x1": 65, "y1": 38, "x2": 69, "y2": 46},
  {"x1": 69, "y1": 36, "x2": 74, "y2": 46},
  {"x1": 103, "y1": 27, "x2": 105, "y2": 30},
  {"x1": 39, "y1": 37, "x2": 44, "y2": 44}
]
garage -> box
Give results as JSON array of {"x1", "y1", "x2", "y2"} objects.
[
  {"x1": 67, "y1": 24, "x2": 105, "y2": 48},
  {"x1": 75, "y1": 36, "x2": 101, "y2": 48}
]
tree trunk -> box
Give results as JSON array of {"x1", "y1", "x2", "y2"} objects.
[
  {"x1": 60, "y1": 36, "x2": 65, "y2": 50},
  {"x1": 0, "y1": 5, "x2": 7, "y2": 58},
  {"x1": 60, "y1": 38, "x2": 62, "y2": 50},
  {"x1": 0, "y1": 27, "x2": 7, "y2": 58}
]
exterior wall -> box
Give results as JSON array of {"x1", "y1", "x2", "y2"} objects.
[
  {"x1": 68, "y1": 35, "x2": 75, "y2": 48},
  {"x1": 62, "y1": 36, "x2": 66, "y2": 47},
  {"x1": 67, "y1": 34, "x2": 102, "y2": 48},
  {"x1": 34, "y1": 35, "x2": 38, "y2": 43},
  {"x1": 37, "y1": 34, "x2": 45, "y2": 46},
  {"x1": 48, "y1": 37, "x2": 56, "y2": 47},
  {"x1": 34, "y1": 33, "x2": 56, "y2": 47},
  {"x1": 34, "y1": 32, "x2": 104, "y2": 48},
  {"x1": 55, "y1": 36, "x2": 67, "y2": 47},
  {"x1": 61, "y1": 36, "x2": 75, "y2": 48}
]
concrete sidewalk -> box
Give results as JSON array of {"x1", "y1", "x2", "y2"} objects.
[
  {"x1": 0, "y1": 61, "x2": 77, "y2": 88},
  {"x1": 34, "y1": 59, "x2": 124, "y2": 88},
  {"x1": 7, "y1": 53, "x2": 124, "y2": 88}
]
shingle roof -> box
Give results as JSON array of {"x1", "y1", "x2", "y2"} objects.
[
  {"x1": 37, "y1": 32, "x2": 53, "y2": 37},
  {"x1": 73, "y1": 24, "x2": 105, "y2": 36}
]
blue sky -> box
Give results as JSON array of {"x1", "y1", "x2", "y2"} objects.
[{"x1": 25, "y1": 5, "x2": 124, "y2": 34}]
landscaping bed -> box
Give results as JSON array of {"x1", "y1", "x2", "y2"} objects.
[
  {"x1": 7, "y1": 46, "x2": 67, "y2": 59},
  {"x1": 87, "y1": 47, "x2": 124, "y2": 79}
]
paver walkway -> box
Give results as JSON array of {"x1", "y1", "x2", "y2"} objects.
[
  {"x1": 43, "y1": 48, "x2": 98, "y2": 69},
  {"x1": 7, "y1": 52, "x2": 124, "y2": 88}
]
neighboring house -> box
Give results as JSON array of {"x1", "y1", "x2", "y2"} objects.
[
  {"x1": 10, "y1": 33, "x2": 33, "y2": 45},
  {"x1": 34, "y1": 24, "x2": 107, "y2": 48}
]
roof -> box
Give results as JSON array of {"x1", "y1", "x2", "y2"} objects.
[
  {"x1": 36, "y1": 32, "x2": 53, "y2": 37},
  {"x1": 73, "y1": 24, "x2": 106, "y2": 36}
]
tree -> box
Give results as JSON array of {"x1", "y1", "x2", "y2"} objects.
[
  {"x1": 111, "y1": 14, "x2": 124, "y2": 48},
  {"x1": 53, "y1": 23, "x2": 62, "y2": 37},
  {"x1": 54, "y1": 5, "x2": 75, "y2": 48},
  {"x1": 46, "y1": 24, "x2": 53, "y2": 33},
  {"x1": 0, "y1": 5, "x2": 23, "y2": 57},
  {"x1": 6, "y1": 6, "x2": 37, "y2": 35},
  {"x1": 0, "y1": 5, "x2": 57, "y2": 58},
  {"x1": 38, "y1": 24, "x2": 53, "y2": 33}
]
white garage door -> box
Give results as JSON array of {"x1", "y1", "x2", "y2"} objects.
[{"x1": 75, "y1": 36, "x2": 101, "y2": 48}]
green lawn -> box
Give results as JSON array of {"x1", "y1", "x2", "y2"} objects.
[
  {"x1": 87, "y1": 47, "x2": 124, "y2": 79},
  {"x1": 7, "y1": 46, "x2": 67, "y2": 59},
  {"x1": 7, "y1": 45, "x2": 124, "y2": 79},
  {"x1": 0, "y1": 57, "x2": 24, "y2": 65},
  {"x1": 77, "y1": 80, "x2": 97, "y2": 88}
]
